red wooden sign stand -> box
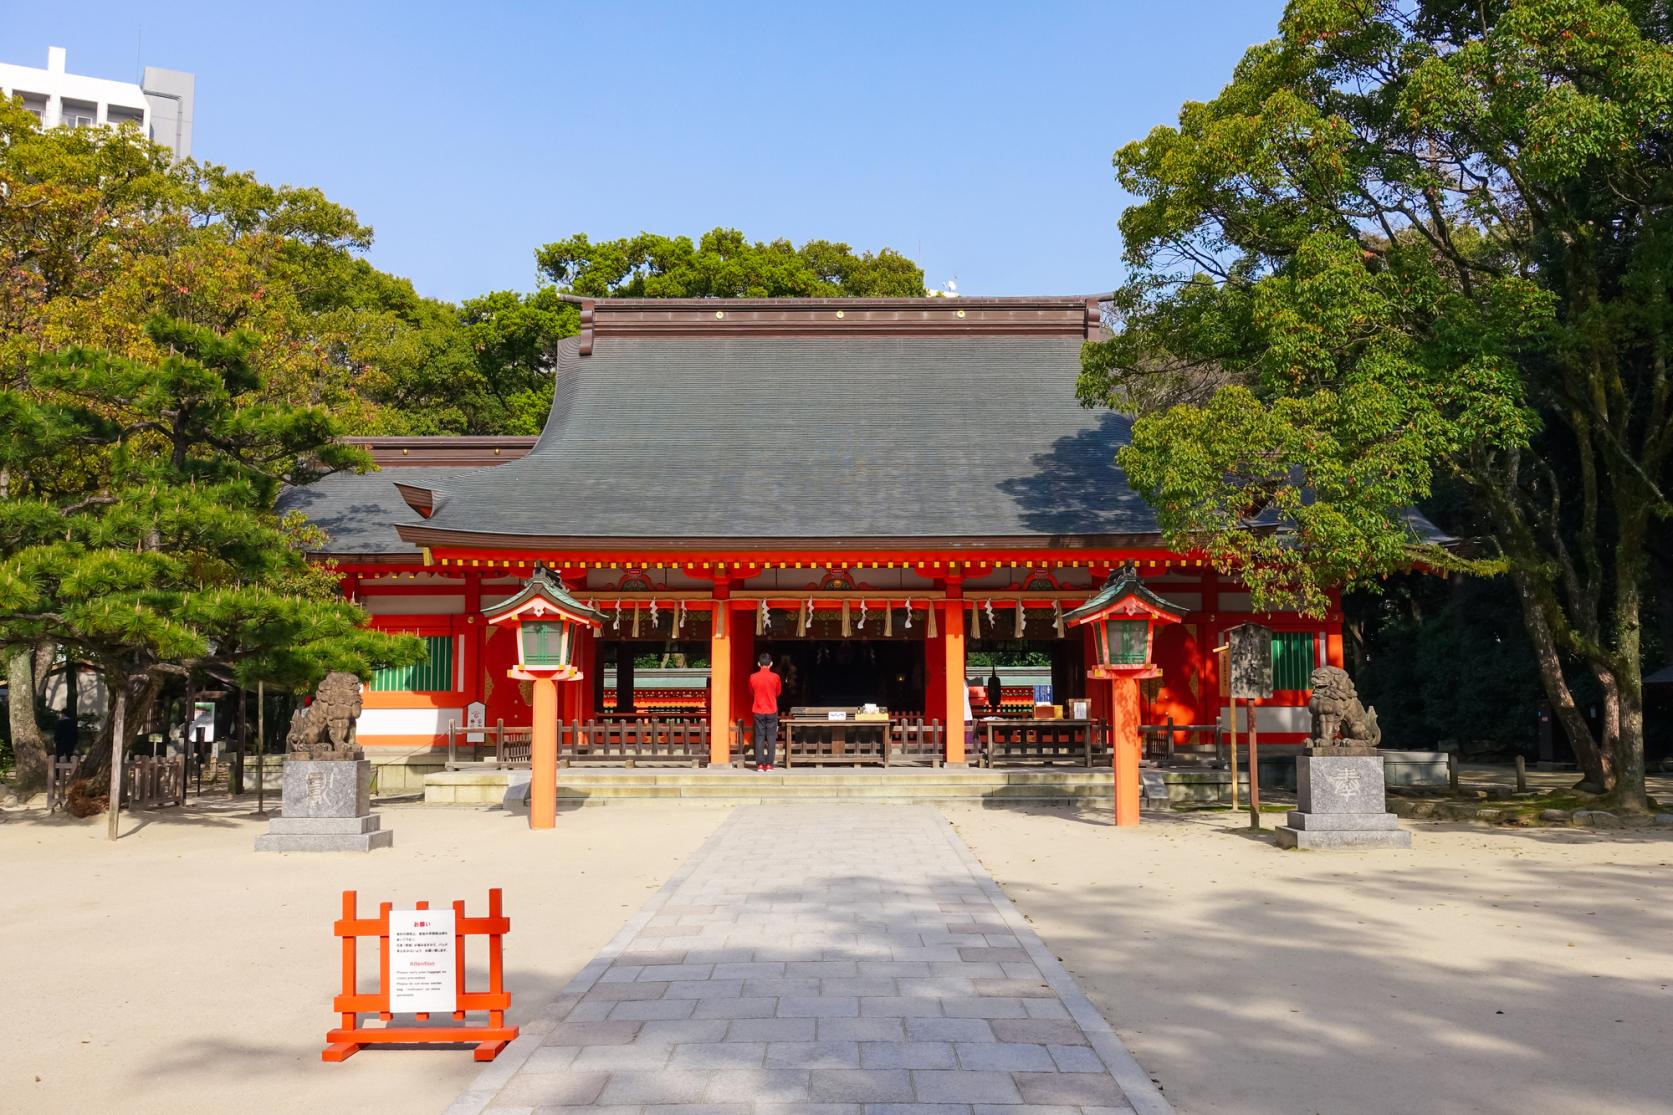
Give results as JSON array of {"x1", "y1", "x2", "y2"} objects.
[{"x1": 323, "y1": 888, "x2": 518, "y2": 1062}]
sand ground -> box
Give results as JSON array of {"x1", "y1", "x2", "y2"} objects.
[
  {"x1": 3, "y1": 797, "x2": 1671, "y2": 1115},
  {"x1": 946, "y1": 805, "x2": 1673, "y2": 1115},
  {"x1": 0, "y1": 800, "x2": 729, "y2": 1115}
]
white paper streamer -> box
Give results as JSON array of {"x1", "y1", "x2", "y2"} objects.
[
  {"x1": 613, "y1": 598, "x2": 622, "y2": 630},
  {"x1": 650, "y1": 598, "x2": 660, "y2": 629},
  {"x1": 858, "y1": 600, "x2": 869, "y2": 631},
  {"x1": 904, "y1": 598, "x2": 914, "y2": 630}
]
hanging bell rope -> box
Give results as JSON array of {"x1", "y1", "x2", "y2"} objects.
[
  {"x1": 796, "y1": 597, "x2": 809, "y2": 637},
  {"x1": 1014, "y1": 599, "x2": 1025, "y2": 639},
  {"x1": 631, "y1": 603, "x2": 641, "y2": 637},
  {"x1": 884, "y1": 602, "x2": 893, "y2": 637},
  {"x1": 927, "y1": 602, "x2": 938, "y2": 639},
  {"x1": 841, "y1": 600, "x2": 852, "y2": 638},
  {"x1": 1053, "y1": 600, "x2": 1066, "y2": 638},
  {"x1": 969, "y1": 599, "x2": 980, "y2": 637}
]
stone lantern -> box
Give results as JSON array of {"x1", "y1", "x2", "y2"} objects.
[
  {"x1": 1066, "y1": 565, "x2": 1185, "y2": 826},
  {"x1": 483, "y1": 566, "x2": 604, "y2": 830}
]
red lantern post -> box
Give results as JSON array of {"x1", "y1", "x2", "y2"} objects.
[
  {"x1": 483, "y1": 567, "x2": 604, "y2": 830},
  {"x1": 1065, "y1": 565, "x2": 1185, "y2": 827}
]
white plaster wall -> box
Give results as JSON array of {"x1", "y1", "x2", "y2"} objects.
[{"x1": 359, "y1": 706, "x2": 463, "y2": 738}]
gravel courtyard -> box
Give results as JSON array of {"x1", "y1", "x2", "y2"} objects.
[{"x1": 2, "y1": 798, "x2": 1669, "y2": 1114}]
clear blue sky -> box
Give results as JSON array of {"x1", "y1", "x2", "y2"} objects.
[{"x1": 3, "y1": 1, "x2": 1287, "y2": 303}]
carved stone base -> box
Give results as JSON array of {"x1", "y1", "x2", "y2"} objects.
[
  {"x1": 254, "y1": 759, "x2": 391, "y2": 853},
  {"x1": 1276, "y1": 753, "x2": 1411, "y2": 851}
]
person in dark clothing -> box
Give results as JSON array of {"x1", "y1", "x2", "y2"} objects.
[
  {"x1": 748, "y1": 652, "x2": 782, "y2": 771},
  {"x1": 986, "y1": 670, "x2": 1004, "y2": 717},
  {"x1": 52, "y1": 711, "x2": 78, "y2": 759}
]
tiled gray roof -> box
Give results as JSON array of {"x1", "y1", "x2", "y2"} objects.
[
  {"x1": 283, "y1": 331, "x2": 1456, "y2": 551},
  {"x1": 409, "y1": 334, "x2": 1159, "y2": 541},
  {"x1": 277, "y1": 467, "x2": 471, "y2": 555}
]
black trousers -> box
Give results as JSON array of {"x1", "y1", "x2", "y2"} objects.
[{"x1": 752, "y1": 713, "x2": 780, "y2": 766}]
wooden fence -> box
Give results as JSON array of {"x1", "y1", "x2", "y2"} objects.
[{"x1": 47, "y1": 756, "x2": 185, "y2": 811}]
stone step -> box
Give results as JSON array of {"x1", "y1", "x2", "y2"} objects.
[{"x1": 424, "y1": 767, "x2": 1126, "y2": 807}]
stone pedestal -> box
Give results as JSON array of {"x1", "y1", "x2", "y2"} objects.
[
  {"x1": 255, "y1": 759, "x2": 392, "y2": 852},
  {"x1": 1275, "y1": 748, "x2": 1411, "y2": 850}
]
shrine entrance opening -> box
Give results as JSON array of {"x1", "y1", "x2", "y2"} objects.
[{"x1": 760, "y1": 638, "x2": 925, "y2": 713}]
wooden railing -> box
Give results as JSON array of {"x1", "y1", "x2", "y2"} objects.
[
  {"x1": 1140, "y1": 717, "x2": 1227, "y2": 766},
  {"x1": 47, "y1": 756, "x2": 185, "y2": 812},
  {"x1": 446, "y1": 718, "x2": 707, "y2": 768},
  {"x1": 978, "y1": 720, "x2": 1108, "y2": 768},
  {"x1": 731, "y1": 716, "x2": 946, "y2": 768}
]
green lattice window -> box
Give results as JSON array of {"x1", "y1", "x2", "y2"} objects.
[
  {"x1": 371, "y1": 635, "x2": 454, "y2": 692},
  {"x1": 1272, "y1": 631, "x2": 1317, "y2": 691},
  {"x1": 522, "y1": 621, "x2": 571, "y2": 667},
  {"x1": 1101, "y1": 620, "x2": 1150, "y2": 666}
]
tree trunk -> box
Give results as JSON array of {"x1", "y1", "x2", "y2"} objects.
[
  {"x1": 75, "y1": 673, "x2": 162, "y2": 784},
  {"x1": 1510, "y1": 571, "x2": 1612, "y2": 792},
  {"x1": 231, "y1": 685, "x2": 246, "y2": 795},
  {"x1": 107, "y1": 682, "x2": 126, "y2": 840},
  {"x1": 6, "y1": 649, "x2": 49, "y2": 796}
]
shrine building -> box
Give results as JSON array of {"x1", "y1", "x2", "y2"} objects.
[{"x1": 282, "y1": 296, "x2": 1353, "y2": 788}]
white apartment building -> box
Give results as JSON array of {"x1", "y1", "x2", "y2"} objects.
[{"x1": 0, "y1": 46, "x2": 194, "y2": 158}]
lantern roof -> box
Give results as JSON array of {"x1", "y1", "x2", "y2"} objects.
[
  {"x1": 482, "y1": 566, "x2": 606, "y2": 628},
  {"x1": 1064, "y1": 564, "x2": 1187, "y2": 627}
]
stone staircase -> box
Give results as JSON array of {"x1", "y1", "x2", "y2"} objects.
[{"x1": 424, "y1": 766, "x2": 1121, "y2": 809}]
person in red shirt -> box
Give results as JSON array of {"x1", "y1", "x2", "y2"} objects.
[{"x1": 748, "y1": 652, "x2": 782, "y2": 771}]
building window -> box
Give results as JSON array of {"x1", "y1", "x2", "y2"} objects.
[
  {"x1": 371, "y1": 635, "x2": 454, "y2": 692},
  {"x1": 1272, "y1": 631, "x2": 1317, "y2": 691}
]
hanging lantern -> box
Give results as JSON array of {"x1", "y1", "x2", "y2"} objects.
[
  {"x1": 483, "y1": 566, "x2": 606, "y2": 681},
  {"x1": 1064, "y1": 564, "x2": 1184, "y2": 679}
]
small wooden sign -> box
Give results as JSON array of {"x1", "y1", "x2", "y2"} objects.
[{"x1": 323, "y1": 889, "x2": 517, "y2": 1062}]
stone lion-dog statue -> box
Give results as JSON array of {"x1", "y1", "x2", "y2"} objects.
[
  {"x1": 285, "y1": 671, "x2": 364, "y2": 759},
  {"x1": 1307, "y1": 665, "x2": 1381, "y2": 748}
]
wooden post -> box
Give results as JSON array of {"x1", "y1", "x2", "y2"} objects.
[
  {"x1": 1515, "y1": 754, "x2": 1527, "y2": 793},
  {"x1": 1447, "y1": 751, "x2": 1459, "y2": 791},
  {"x1": 1247, "y1": 699, "x2": 1262, "y2": 830},
  {"x1": 708, "y1": 589, "x2": 732, "y2": 766},
  {"x1": 942, "y1": 594, "x2": 966, "y2": 765},
  {"x1": 1227, "y1": 696, "x2": 1240, "y2": 810},
  {"x1": 529, "y1": 677, "x2": 558, "y2": 830},
  {"x1": 255, "y1": 680, "x2": 268, "y2": 818},
  {"x1": 106, "y1": 683, "x2": 126, "y2": 841},
  {"x1": 1110, "y1": 676, "x2": 1142, "y2": 827}
]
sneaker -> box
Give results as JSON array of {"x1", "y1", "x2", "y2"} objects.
[
  {"x1": 765, "y1": 764, "x2": 775, "y2": 772},
  {"x1": 755, "y1": 763, "x2": 766, "y2": 772}
]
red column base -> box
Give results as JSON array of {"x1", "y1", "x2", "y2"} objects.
[{"x1": 1110, "y1": 676, "x2": 1142, "y2": 827}]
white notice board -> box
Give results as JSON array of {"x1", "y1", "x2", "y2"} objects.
[{"x1": 389, "y1": 908, "x2": 457, "y2": 1014}]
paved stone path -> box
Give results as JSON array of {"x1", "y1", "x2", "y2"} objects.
[{"x1": 447, "y1": 805, "x2": 1171, "y2": 1115}]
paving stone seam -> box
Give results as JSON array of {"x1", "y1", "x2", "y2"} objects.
[
  {"x1": 932, "y1": 811, "x2": 1176, "y2": 1115},
  {"x1": 442, "y1": 813, "x2": 737, "y2": 1115}
]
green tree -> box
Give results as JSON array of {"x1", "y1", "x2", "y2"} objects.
[
  {"x1": 0, "y1": 317, "x2": 421, "y2": 814},
  {"x1": 536, "y1": 227, "x2": 926, "y2": 298},
  {"x1": 1079, "y1": 0, "x2": 1672, "y2": 809}
]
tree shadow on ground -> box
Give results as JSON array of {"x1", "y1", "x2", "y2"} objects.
[{"x1": 962, "y1": 808, "x2": 1673, "y2": 1115}]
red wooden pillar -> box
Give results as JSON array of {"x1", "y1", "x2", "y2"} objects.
[
  {"x1": 575, "y1": 629, "x2": 597, "y2": 721},
  {"x1": 529, "y1": 677, "x2": 558, "y2": 830},
  {"x1": 942, "y1": 578, "x2": 966, "y2": 765},
  {"x1": 1110, "y1": 676, "x2": 1142, "y2": 827},
  {"x1": 708, "y1": 581, "x2": 732, "y2": 766},
  {"x1": 1198, "y1": 567, "x2": 1221, "y2": 727},
  {"x1": 464, "y1": 572, "x2": 485, "y2": 704}
]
